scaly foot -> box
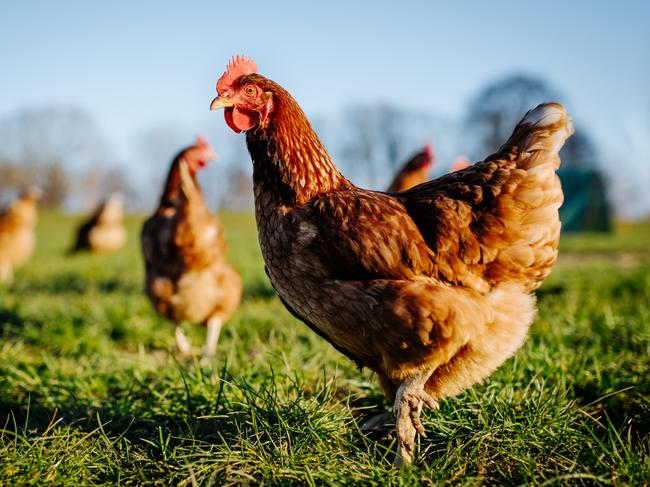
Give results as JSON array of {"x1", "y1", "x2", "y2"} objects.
[{"x1": 393, "y1": 384, "x2": 438, "y2": 466}]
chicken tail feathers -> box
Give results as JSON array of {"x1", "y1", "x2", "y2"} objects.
[
  {"x1": 496, "y1": 102, "x2": 574, "y2": 171},
  {"x1": 477, "y1": 103, "x2": 574, "y2": 289}
]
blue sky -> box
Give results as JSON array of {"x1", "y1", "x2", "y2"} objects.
[{"x1": 1, "y1": 0, "x2": 649, "y2": 213}]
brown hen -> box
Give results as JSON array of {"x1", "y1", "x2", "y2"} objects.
[
  {"x1": 210, "y1": 56, "x2": 573, "y2": 464},
  {"x1": 141, "y1": 137, "x2": 241, "y2": 362},
  {"x1": 386, "y1": 143, "x2": 434, "y2": 192},
  {"x1": 0, "y1": 187, "x2": 41, "y2": 283},
  {"x1": 71, "y1": 193, "x2": 127, "y2": 254}
]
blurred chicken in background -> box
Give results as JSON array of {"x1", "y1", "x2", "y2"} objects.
[
  {"x1": 386, "y1": 143, "x2": 435, "y2": 192},
  {"x1": 141, "y1": 137, "x2": 241, "y2": 363},
  {"x1": 0, "y1": 187, "x2": 41, "y2": 283},
  {"x1": 70, "y1": 193, "x2": 127, "y2": 254},
  {"x1": 450, "y1": 155, "x2": 470, "y2": 172}
]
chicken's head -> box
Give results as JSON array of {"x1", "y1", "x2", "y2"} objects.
[
  {"x1": 420, "y1": 143, "x2": 434, "y2": 169},
  {"x1": 183, "y1": 136, "x2": 216, "y2": 172},
  {"x1": 210, "y1": 55, "x2": 273, "y2": 133},
  {"x1": 405, "y1": 143, "x2": 434, "y2": 172},
  {"x1": 19, "y1": 186, "x2": 43, "y2": 202}
]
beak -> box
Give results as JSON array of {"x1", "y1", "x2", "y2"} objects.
[{"x1": 210, "y1": 95, "x2": 233, "y2": 111}]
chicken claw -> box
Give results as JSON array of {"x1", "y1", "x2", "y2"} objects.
[
  {"x1": 393, "y1": 384, "x2": 439, "y2": 466},
  {"x1": 175, "y1": 326, "x2": 193, "y2": 357}
]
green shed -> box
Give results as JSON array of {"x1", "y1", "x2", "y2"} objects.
[{"x1": 558, "y1": 168, "x2": 612, "y2": 233}]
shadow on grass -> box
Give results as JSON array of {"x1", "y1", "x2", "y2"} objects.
[
  {"x1": 573, "y1": 380, "x2": 650, "y2": 440},
  {"x1": 0, "y1": 374, "x2": 231, "y2": 455},
  {"x1": 242, "y1": 278, "x2": 278, "y2": 301},
  {"x1": 0, "y1": 366, "x2": 366, "y2": 465},
  {"x1": 11, "y1": 272, "x2": 141, "y2": 295},
  {"x1": 0, "y1": 306, "x2": 29, "y2": 329},
  {"x1": 0, "y1": 305, "x2": 47, "y2": 340},
  {"x1": 536, "y1": 284, "x2": 565, "y2": 300}
]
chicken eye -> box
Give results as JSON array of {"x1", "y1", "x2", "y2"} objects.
[{"x1": 244, "y1": 85, "x2": 256, "y2": 96}]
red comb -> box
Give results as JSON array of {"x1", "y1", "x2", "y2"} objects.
[
  {"x1": 196, "y1": 135, "x2": 209, "y2": 148},
  {"x1": 217, "y1": 54, "x2": 258, "y2": 93},
  {"x1": 423, "y1": 143, "x2": 434, "y2": 158}
]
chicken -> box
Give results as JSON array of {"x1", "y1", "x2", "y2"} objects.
[
  {"x1": 450, "y1": 155, "x2": 470, "y2": 172},
  {"x1": 141, "y1": 137, "x2": 241, "y2": 362},
  {"x1": 0, "y1": 187, "x2": 41, "y2": 283},
  {"x1": 71, "y1": 193, "x2": 127, "y2": 254},
  {"x1": 386, "y1": 143, "x2": 434, "y2": 192},
  {"x1": 210, "y1": 55, "x2": 573, "y2": 464}
]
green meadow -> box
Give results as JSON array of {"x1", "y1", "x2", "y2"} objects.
[{"x1": 1, "y1": 212, "x2": 648, "y2": 485}]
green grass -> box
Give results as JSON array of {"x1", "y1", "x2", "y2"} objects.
[{"x1": 1, "y1": 212, "x2": 649, "y2": 485}]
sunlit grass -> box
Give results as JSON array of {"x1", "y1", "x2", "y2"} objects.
[{"x1": 0, "y1": 213, "x2": 648, "y2": 484}]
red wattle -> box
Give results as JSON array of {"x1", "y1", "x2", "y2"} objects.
[
  {"x1": 224, "y1": 107, "x2": 258, "y2": 133},
  {"x1": 232, "y1": 107, "x2": 257, "y2": 131},
  {"x1": 224, "y1": 109, "x2": 241, "y2": 134}
]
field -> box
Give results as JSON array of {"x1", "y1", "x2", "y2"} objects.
[{"x1": 1, "y1": 212, "x2": 649, "y2": 485}]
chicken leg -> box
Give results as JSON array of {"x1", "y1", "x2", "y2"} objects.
[
  {"x1": 200, "y1": 316, "x2": 222, "y2": 365},
  {"x1": 393, "y1": 369, "x2": 439, "y2": 466},
  {"x1": 175, "y1": 326, "x2": 192, "y2": 357}
]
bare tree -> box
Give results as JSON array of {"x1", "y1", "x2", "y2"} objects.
[
  {"x1": 337, "y1": 103, "x2": 450, "y2": 188},
  {"x1": 465, "y1": 74, "x2": 599, "y2": 169},
  {"x1": 560, "y1": 131, "x2": 599, "y2": 169},
  {"x1": 40, "y1": 162, "x2": 69, "y2": 208},
  {"x1": 79, "y1": 166, "x2": 136, "y2": 211},
  {"x1": 0, "y1": 106, "x2": 112, "y2": 208},
  {"x1": 134, "y1": 124, "x2": 190, "y2": 172},
  {"x1": 0, "y1": 161, "x2": 36, "y2": 192},
  {"x1": 133, "y1": 124, "x2": 194, "y2": 210},
  {"x1": 466, "y1": 74, "x2": 615, "y2": 230},
  {"x1": 340, "y1": 104, "x2": 408, "y2": 184},
  {"x1": 465, "y1": 75, "x2": 560, "y2": 156},
  {"x1": 217, "y1": 165, "x2": 253, "y2": 211}
]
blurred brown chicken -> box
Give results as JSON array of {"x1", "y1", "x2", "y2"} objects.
[
  {"x1": 71, "y1": 193, "x2": 127, "y2": 254},
  {"x1": 0, "y1": 187, "x2": 41, "y2": 283},
  {"x1": 386, "y1": 143, "x2": 434, "y2": 192},
  {"x1": 210, "y1": 56, "x2": 573, "y2": 464},
  {"x1": 450, "y1": 155, "x2": 470, "y2": 172},
  {"x1": 141, "y1": 137, "x2": 241, "y2": 362}
]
